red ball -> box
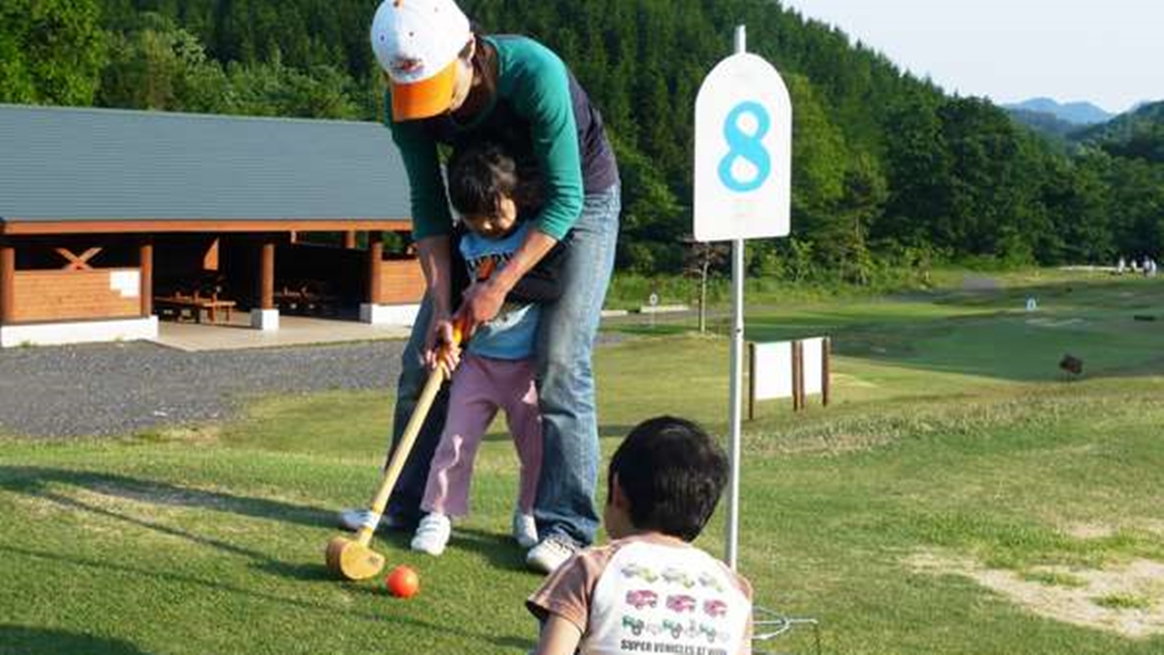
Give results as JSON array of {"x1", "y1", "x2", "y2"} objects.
[{"x1": 385, "y1": 565, "x2": 420, "y2": 599}]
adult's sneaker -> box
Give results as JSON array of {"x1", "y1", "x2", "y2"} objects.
[
  {"x1": 512, "y1": 509, "x2": 539, "y2": 549},
  {"x1": 410, "y1": 513, "x2": 452, "y2": 556},
  {"x1": 336, "y1": 508, "x2": 413, "y2": 533},
  {"x1": 526, "y1": 535, "x2": 579, "y2": 574}
]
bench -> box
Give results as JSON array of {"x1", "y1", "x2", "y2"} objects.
[{"x1": 155, "y1": 292, "x2": 237, "y2": 324}]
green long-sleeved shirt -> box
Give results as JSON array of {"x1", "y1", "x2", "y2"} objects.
[{"x1": 387, "y1": 35, "x2": 617, "y2": 241}]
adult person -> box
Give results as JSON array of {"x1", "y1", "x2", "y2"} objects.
[{"x1": 340, "y1": 0, "x2": 619, "y2": 574}]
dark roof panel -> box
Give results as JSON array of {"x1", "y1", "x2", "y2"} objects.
[{"x1": 0, "y1": 104, "x2": 412, "y2": 221}]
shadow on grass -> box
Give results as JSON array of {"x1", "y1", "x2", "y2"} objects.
[
  {"x1": 0, "y1": 466, "x2": 336, "y2": 582},
  {"x1": 0, "y1": 625, "x2": 153, "y2": 655},
  {"x1": 0, "y1": 466, "x2": 333, "y2": 527},
  {"x1": 1, "y1": 545, "x2": 536, "y2": 652}
]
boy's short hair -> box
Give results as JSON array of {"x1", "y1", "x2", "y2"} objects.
[
  {"x1": 608, "y1": 416, "x2": 729, "y2": 542},
  {"x1": 446, "y1": 140, "x2": 520, "y2": 217}
]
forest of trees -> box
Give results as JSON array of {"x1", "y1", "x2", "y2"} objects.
[{"x1": 2, "y1": 0, "x2": 1162, "y2": 283}]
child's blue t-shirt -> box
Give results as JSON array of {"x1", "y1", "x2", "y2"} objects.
[{"x1": 459, "y1": 221, "x2": 539, "y2": 360}]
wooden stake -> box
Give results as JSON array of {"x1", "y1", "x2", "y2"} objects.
[
  {"x1": 747, "y1": 342, "x2": 756, "y2": 421},
  {"x1": 343, "y1": 230, "x2": 358, "y2": 249},
  {"x1": 791, "y1": 340, "x2": 802, "y2": 412},
  {"x1": 822, "y1": 337, "x2": 831, "y2": 407}
]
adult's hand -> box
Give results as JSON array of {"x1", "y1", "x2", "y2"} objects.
[
  {"x1": 455, "y1": 229, "x2": 560, "y2": 334},
  {"x1": 456, "y1": 277, "x2": 510, "y2": 334},
  {"x1": 423, "y1": 315, "x2": 461, "y2": 372}
]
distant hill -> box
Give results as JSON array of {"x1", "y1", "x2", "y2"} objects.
[
  {"x1": 1074, "y1": 101, "x2": 1164, "y2": 163},
  {"x1": 1005, "y1": 97, "x2": 1113, "y2": 125},
  {"x1": 1005, "y1": 107, "x2": 1079, "y2": 139}
]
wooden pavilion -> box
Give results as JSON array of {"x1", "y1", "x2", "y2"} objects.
[{"x1": 0, "y1": 104, "x2": 425, "y2": 348}]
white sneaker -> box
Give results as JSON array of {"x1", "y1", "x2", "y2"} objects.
[
  {"x1": 526, "y1": 535, "x2": 579, "y2": 574},
  {"x1": 512, "y1": 510, "x2": 539, "y2": 549},
  {"x1": 337, "y1": 508, "x2": 382, "y2": 532},
  {"x1": 410, "y1": 513, "x2": 452, "y2": 556},
  {"x1": 337, "y1": 508, "x2": 414, "y2": 533}
]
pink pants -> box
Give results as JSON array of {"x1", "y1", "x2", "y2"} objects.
[{"x1": 421, "y1": 353, "x2": 543, "y2": 517}]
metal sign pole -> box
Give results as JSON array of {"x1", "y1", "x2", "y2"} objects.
[{"x1": 725, "y1": 24, "x2": 747, "y2": 571}]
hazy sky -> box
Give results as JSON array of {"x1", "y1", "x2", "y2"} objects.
[{"x1": 780, "y1": 0, "x2": 1162, "y2": 113}]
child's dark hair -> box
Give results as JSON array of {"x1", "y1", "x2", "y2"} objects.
[
  {"x1": 608, "y1": 416, "x2": 729, "y2": 542},
  {"x1": 446, "y1": 140, "x2": 520, "y2": 217}
]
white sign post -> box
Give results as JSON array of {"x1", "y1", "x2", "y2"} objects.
[{"x1": 694, "y1": 25, "x2": 792, "y2": 570}]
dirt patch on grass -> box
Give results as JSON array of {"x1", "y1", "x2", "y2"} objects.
[{"x1": 906, "y1": 550, "x2": 1164, "y2": 638}]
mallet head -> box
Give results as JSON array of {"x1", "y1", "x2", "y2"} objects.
[{"x1": 325, "y1": 536, "x2": 386, "y2": 581}]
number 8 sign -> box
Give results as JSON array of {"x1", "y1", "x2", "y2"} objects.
[{"x1": 694, "y1": 52, "x2": 791, "y2": 241}]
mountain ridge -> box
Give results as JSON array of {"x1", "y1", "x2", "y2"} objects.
[{"x1": 1004, "y1": 97, "x2": 1113, "y2": 125}]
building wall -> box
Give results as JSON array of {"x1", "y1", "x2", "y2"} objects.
[{"x1": 10, "y1": 268, "x2": 141, "y2": 323}]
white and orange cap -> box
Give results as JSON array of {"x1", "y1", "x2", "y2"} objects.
[{"x1": 370, "y1": 0, "x2": 473, "y2": 121}]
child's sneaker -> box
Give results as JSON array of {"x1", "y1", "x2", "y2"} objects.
[
  {"x1": 410, "y1": 513, "x2": 452, "y2": 556},
  {"x1": 512, "y1": 510, "x2": 538, "y2": 549}
]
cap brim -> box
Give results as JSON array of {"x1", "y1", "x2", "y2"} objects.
[{"x1": 390, "y1": 60, "x2": 458, "y2": 121}]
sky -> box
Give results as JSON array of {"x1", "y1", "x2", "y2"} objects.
[{"x1": 780, "y1": 0, "x2": 1162, "y2": 114}]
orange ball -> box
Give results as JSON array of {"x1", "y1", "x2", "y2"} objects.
[{"x1": 385, "y1": 565, "x2": 420, "y2": 599}]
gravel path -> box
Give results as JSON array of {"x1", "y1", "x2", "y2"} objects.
[
  {"x1": 0, "y1": 334, "x2": 627, "y2": 438},
  {"x1": 0, "y1": 341, "x2": 405, "y2": 438}
]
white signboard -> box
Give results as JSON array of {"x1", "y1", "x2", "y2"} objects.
[
  {"x1": 802, "y1": 337, "x2": 824, "y2": 395},
  {"x1": 693, "y1": 52, "x2": 792, "y2": 242},
  {"x1": 751, "y1": 341, "x2": 793, "y2": 400}
]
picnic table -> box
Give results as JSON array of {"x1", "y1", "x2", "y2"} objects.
[{"x1": 155, "y1": 291, "x2": 237, "y2": 324}]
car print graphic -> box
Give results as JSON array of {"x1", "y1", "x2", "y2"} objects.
[
  {"x1": 625, "y1": 589, "x2": 659, "y2": 609},
  {"x1": 666, "y1": 594, "x2": 697, "y2": 613},
  {"x1": 703, "y1": 599, "x2": 728, "y2": 618}
]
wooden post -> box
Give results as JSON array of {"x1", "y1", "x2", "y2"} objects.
[
  {"x1": 791, "y1": 340, "x2": 801, "y2": 412},
  {"x1": 259, "y1": 239, "x2": 275, "y2": 310},
  {"x1": 798, "y1": 341, "x2": 808, "y2": 410},
  {"x1": 289, "y1": 231, "x2": 299, "y2": 244},
  {"x1": 139, "y1": 239, "x2": 153, "y2": 317},
  {"x1": 343, "y1": 230, "x2": 358, "y2": 249},
  {"x1": 747, "y1": 342, "x2": 756, "y2": 421},
  {"x1": 796, "y1": 342, "x2": 805, "y2": 411},
  {"x1": 822, "y1": 337, "x2": 831, "y2": 407},
  {"x1": 368, "y1": 231, "x2": 384, "y2": 305},
  {"x1": 0, "y1": 243, "x2": 14, "y2": 325}
]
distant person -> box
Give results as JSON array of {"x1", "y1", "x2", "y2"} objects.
[
  {"x1": 527, "y1": 417, "x2": 754, "y2": 654},
  {"x1": 341, "y1": 0, "x2": 620, "y2": 574},
  {"x1": 411, "y1": 140, "x2": 569, "y2": 556}
]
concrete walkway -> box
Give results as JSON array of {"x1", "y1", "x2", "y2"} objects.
[{"x1": 152, "y1": 314, "x2": 411, "y2": 352}]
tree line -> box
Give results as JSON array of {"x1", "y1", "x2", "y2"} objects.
[{"x1": 2, "y1": 0, "x2": 1161, "y2": 282}]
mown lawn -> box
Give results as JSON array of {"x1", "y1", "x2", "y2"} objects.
[{"x1": 2, "y1": 271, "x2": 1163, "y2": 654}]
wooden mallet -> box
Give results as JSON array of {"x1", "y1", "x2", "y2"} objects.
[
  {"x1": 325, "y1": 259, "x2": 495, "y2": 581},
  {"x1": 324, "y1": 353, "x2": 452, "y2": 580}
]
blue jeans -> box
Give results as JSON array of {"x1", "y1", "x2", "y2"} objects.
[{"x1": 387, "y1": 185, "x2": 620, "y2": 547}]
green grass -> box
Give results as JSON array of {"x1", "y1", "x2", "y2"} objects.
[
  {"x1": 1094, "y1": 595, "x2": 1153, "y2": 611},
  {"x1": 1020, "y1": 571, "x2": 1088, "y2": 588},
  {"x1": 3, "y1": 271, "x2": 1164, "y2": 654}
]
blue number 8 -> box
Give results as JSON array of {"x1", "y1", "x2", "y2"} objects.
[{"x1": 718, "y1": 101, "x2": 772, "y2": 193}]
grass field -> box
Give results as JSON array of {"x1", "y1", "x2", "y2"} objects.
[{"x1": 3, "y1": 270, "x2": 1164, "y2": 654}]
